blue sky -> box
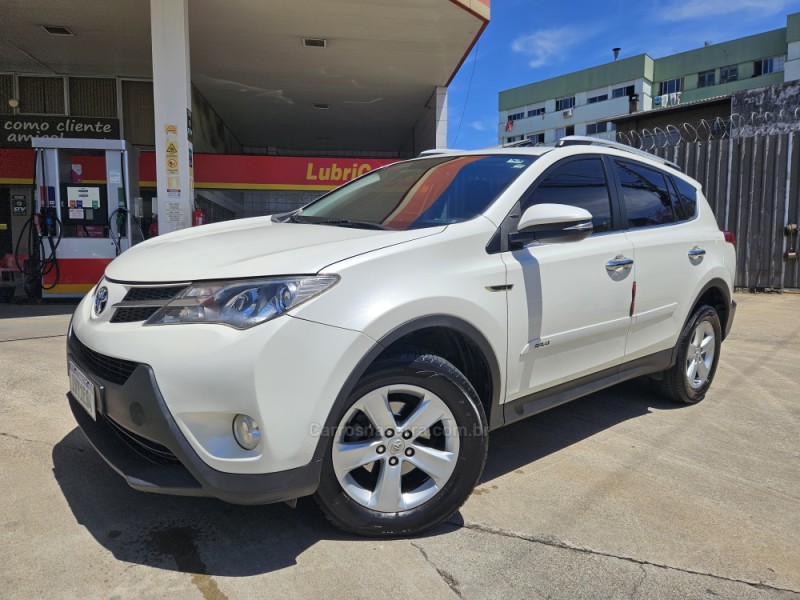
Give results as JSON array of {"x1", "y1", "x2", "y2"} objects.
[{"x1": 447, "y1": 0, "x2": 800, "y2": 149}]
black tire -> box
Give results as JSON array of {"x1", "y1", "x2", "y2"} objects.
[
  {"x1": 314, "y1": 352, "x2": 488, "y2": 536},
  {"x1": 656, "y1": 304, "x2": 722, "y2": 404}
]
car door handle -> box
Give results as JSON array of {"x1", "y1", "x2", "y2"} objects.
[
  {"x1": 606, "y1": 256, "x2": 634, "y2": 272},
  {"x1": 688, "y1": 247, "x2": 706, "y2": 258}
]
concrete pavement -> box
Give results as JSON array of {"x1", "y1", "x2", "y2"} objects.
[{"x1": 1, "y1": 293, "x2": 798, "y2": 599}]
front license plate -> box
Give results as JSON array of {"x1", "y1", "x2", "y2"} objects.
[{"x1": 69, "y1": 361, "x2": 96, "y2": 421}]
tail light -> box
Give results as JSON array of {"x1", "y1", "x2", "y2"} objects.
[{"x1": 722, "y1": 230, "x2": 736, "y2": 247}]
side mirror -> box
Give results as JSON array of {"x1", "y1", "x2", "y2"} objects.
[{"x1": 509, "y1": 203, "x2": 593, "y2": 247}]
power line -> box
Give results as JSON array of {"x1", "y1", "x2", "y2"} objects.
[{"x1": 453, "y1": 39, "x2": 481, "y2": 146}]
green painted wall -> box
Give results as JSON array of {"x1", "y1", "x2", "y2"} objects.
[
  {"x1": 680, "y1": 72, "x2": 784, "y2": 103},
  {"x1": 787, "y1": 13, "x2": 800, "y2": 42},
  {"x1": 499, "y1": 55, "x2": 651, "y2": 110},
  {"x1": 653, "y1": 29, "x2": 786, "y2": 81}
]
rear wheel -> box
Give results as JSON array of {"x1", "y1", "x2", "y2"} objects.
[
  {"x1": 656, "y1": 305, "x2": 721, "y2": 404},
  {"x1": 315, "y1": 352, "x2": 487, "y2": 536}
]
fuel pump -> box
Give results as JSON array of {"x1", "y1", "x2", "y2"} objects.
[{"x1": 21, "y1": 138, "x2": 143, "y2": 298}]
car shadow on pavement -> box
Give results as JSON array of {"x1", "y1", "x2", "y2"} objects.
[
  {"x1": 480, "y1": 377, "x2": 680, "y2": 484},
  {"x1": 52, "y1": 427, "x2": 379, "y2": 577},
  {"x1": 0, "y1": 300, "x2": 79, "y2": 319},
  {"x1": 52, "y1": 377, "x2": 678, "y2": 577}
]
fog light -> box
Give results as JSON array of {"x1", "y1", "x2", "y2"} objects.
[{"x1": 232, "y1": 414, "x2": 261, "y2": 450}]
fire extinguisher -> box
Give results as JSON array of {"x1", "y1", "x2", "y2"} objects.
[{"x1": 192, "y1": 206, "x2": 207, "y2": 227}]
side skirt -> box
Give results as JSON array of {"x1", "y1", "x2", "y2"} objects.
[{"x1": 498, "y1": 349, "x2": 673, "y2": 429}]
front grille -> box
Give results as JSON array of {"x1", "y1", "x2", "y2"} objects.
[
  {"x1": 123, "y1": 286, "x2": 187, "y2": 302},
  {"x1": 109, "y1": 284, "x2": 188, "y2": 324},
  {"x1": 103, "y1": 414, "x2": 179, "y2": 464},
  {"x1": 110, "y1": 306, "x2": 160, "y2": 323},
  {"x1": 73, "y1": 335, "x2": 139, "y2": 385}
]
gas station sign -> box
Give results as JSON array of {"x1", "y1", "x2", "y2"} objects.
[{"x1": 0, "y1": 116, "x2": 120, "y2": 149}]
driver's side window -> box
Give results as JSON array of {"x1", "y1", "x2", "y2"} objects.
[{"x1": 521, "y1": 158, "x2": 614, "y2": 233}]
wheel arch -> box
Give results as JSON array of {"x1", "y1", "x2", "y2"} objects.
[
  {"x1": 690, "y1": 278, "x2": 732, "y2": 338},
  {"x1": 311, "y1": 315, "x2": 503, "y2": 465},
  {"x1": 670, "y1": 278, "x2": 732, "y2": 366}
]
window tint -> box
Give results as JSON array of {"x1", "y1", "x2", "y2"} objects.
[
  {"x1": 298, "y1": 155, "x2": 536, "y2": 231},
  {"x1": 523, "y1": 158, "x2": 613, "y2": 233},
  {"x1": 614, "y1": 161, "x2": 675, "y2": 227},
  {"x1": 673, "y1": 177, "x2": 698, "y2": 218}
]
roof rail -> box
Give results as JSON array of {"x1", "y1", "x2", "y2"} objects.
[
  {"x1": 501, "y1": 138, "x2": 536, "y2": 148},
  {"x1": 555, "y1": 135, "x2": 682, "y2": 172},
  {"x1": 418, "y1": 148, "x2": 462, "y2": 157}
]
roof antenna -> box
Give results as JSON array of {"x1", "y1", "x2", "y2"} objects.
[{"x1": 612, "y1": 47, "x2": 621, "y2": 61}]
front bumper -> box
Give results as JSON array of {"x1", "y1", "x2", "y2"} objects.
[{"x1": 67, "y1": 332, "x2": 321, "y2": 504}]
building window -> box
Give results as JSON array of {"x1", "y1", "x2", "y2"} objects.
[
  {"x1": 612, "y1": 84, "x2": 635, "y2": 99},
  {"x1": 18, "y1": 76, "x2": 65, "y2": 114},
  {"x1": 527, "y1": 107, "x2": 545, "y2": 118},
  {"x1": 0, "y1": 74, "x2": 13, "y2": 115},
  {"x1": 122, "y1": 79, "x2": 155, "y2": 147},
  {"x1": 554, "y1": 125, "x2": 575, "y2": 138},
  {"x1": 697, "y1": 70, "x2": 715, "y2": 88},
  {"x1": 555, "y1": 96, "x2": 575, "y2": 111},
  {"x1": 69, "y1": 78, "x2": 118, "y2": 118},
  {"x1": 506, "y1": 135, "x2": 522, "y2": 143},
  {"x1": 659, "y1": 78, "x2": 683, "y2": 95},
  {"x1": 586, "y1": 121, "x2": 609, "y2": 135},
  {"x1": 754, "y1": 56, "x2": 785, "y2": 76},
  {"x1": 526, "y1": 133, "x2": 545, "y2": 144},
  {"x1": 720, "y1": 65, "x2": 738, "y2": 83},
  {"x1": 587, "y1": 93, "x2": 608, "y2": 104},
  {"x1": 508, "y1": 111, "x2": 525, "y2": 121}
]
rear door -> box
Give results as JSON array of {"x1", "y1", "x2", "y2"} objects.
[{"x1": 609, "y1": 159, "x2": 708, "y2": 361}]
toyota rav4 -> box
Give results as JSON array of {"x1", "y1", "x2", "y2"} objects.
[{"x1": 66, "y1": 137, "x2": 736, "y2": 535}]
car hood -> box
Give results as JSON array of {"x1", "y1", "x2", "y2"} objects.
[{"x1": 105, "y1": 216, "x2": 444, "y2": 283}]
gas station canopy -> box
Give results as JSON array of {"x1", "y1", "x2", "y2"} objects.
[{"x1": 0, "y1": 0, "x2": 488, "y2": 153}]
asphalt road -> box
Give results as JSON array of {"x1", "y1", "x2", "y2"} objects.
[{"x1": 1, "y1": 293, "x2": 798, "y2": 599}]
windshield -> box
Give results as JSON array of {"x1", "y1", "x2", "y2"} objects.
[{"x1": 294, "y1": 155, "x2": 537, "y2": 230}]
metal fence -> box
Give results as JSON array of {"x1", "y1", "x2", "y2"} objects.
[{"x1": 646, "y1": 132, "x2": 800, "y2": 290}]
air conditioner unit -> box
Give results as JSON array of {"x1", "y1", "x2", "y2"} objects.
[{"x1": 562, "y1": 109, "x2": 574, "y2": 118}]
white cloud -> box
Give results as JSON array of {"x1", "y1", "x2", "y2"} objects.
[
  {"x1": 511, "y1": 27, "x2": 579, "y2": 69},
  {"x1": 659, "y1": 0, "x2": 792, "y2": 21},
  {"x1": 470, "y1": 120, "x2": 487, "y2": 132}
]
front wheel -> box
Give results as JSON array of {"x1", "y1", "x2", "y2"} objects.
[
  {"x1": 314, "y1": 352, "x2": 488, "y2": 536},
  {"x1": 656, "y1": 304, "x2": 722, "y2": 404}
]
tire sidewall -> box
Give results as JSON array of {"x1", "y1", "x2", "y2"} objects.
[
  {"x1": 315, "y1": 354, "x2": 487, "y2": 536},
  {"x1": 678, "y1": 305, "x2": 722, "y2": 403}
]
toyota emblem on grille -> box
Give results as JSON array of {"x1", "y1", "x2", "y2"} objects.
[{"x1": 94, "y1": 287, "x2": 109, "y2": 316}]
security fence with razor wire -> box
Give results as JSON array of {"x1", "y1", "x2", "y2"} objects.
[{"x1": 601, "y1": 112, "x2": 800, "y2": 290}]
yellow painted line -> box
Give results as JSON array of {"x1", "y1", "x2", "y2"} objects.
[
  {"x1": 43, "y1": 283, "x2": 94, "y2": 294},
  {"x1": 195, "y1": 182, "x2": 337, "y2": 191},
  {"x1": 0, "y1": 178, "x2": 33, "y2": 184}
]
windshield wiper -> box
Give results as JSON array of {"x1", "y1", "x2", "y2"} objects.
[{"x1": 312, "y1": 218, "x2": 391, "y2": 230}]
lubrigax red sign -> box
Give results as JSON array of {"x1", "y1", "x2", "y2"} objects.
[
  {"x1": 305, "y1": 161, "x2": 375, "y2": 183},
  {"x1": 0, "y1": 149, "x2": 397, "y2": 191}
]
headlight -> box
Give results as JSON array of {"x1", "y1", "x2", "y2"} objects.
[{"x1": 145, "y1": 275, "x2": 339, "y2": 329}]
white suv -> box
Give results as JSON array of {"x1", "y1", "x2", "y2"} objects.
[{"x1": 67, "y1": 137, "x2": 736, "y2": 536}]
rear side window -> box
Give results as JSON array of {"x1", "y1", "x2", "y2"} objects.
[
  {"x1": 522, "y1": 158, "x2": 613, "y2": 233},
  {"x1": 673, "y1": 176, "x2": 698, "y2": 219},
  {"x1": 614, "y1": 160, "x2": 675, "y2": 228}
]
